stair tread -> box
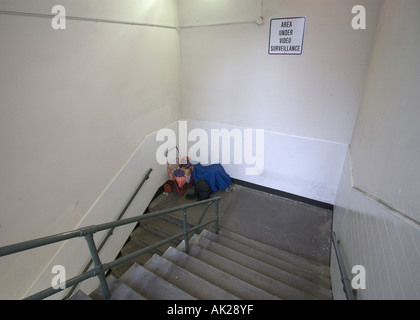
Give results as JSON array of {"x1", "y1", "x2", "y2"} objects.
[
  {"x1": 131, "y1": 227, "x2": 172, "y2": 254},
  {"x1": 200, "y1": 229, "x2": 331, "y2": 289},
  {"x1": 193, "y1": 233, "x2": 332, "y2": 299},
  {"x1": 120, "y1": 240, "x2": 155, "y2": 265},
  {"x1": 187, "y1": 243, "x2": 323, "y2": 300},
  {"x1": 144, "y1": 253, "x2": 239, "y2": 300},
  {"x1": 160, "y1": 211, "x2": 194, "y2": 228},
  {"x1": 163, "y1": 206, "x2": 217, "y2": 226},
  {"x1": 110, "y1": 240, "x2": 154, "y2": 278},
  {"x1": 120, "y1": 263, "x2": 196, "y2": 300},
  {"x1": 89, "y1": 275, "x2": 146, "y2": 300},
  {"x1": 141, "y1": 217, "x2": 183, "y2": 241},
  {"x1": 69, "y1": 289, "x2": 92, "y2": 300},
  {"x1": 165, "y1": 246, "x2": 279, "y2": 300},
  {"x1": 106, "y1": 203, "x2": 333, "y2": 300},
  {"x1": 218, "y1": 229, "x2": 331, "y2": 277},
  {"x1": 148, "y1": 192, "x2": 217, "y2": 225}
]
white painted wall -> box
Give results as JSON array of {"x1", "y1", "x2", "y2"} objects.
[
  {"x1": 0, "y1": 1, "x2": 180, "y2": 299},
  {"x1": 179, "y1": 0, "x2": 382, "y2": 144},
  {"x1": 3, "y1": 0, "x2": 415, "y2": 301},
  {"x1": 0, "y1": 0, "x2": 179, "y2": 27},
  {"x1": 178, "y1": 0, "x2": 261, "y2": 27},
  {"x1": 331, "y1": 1, "x2": 420, "y2": 299},
  {"x1": 185, "y1": 119, "x2": 346, "y2": 204},
  {"x1": 24, "y1": 122, "x2": 179, "y2": 299},
  {"x1": 350, "y1": 0, "x2": 420, "y2": 225},
  {"x1": 179, "y1": 0, "x2": 382, "y2": 203},
  {"x1": 332, "y1": 149, "x2": 420, "y2": 299}
]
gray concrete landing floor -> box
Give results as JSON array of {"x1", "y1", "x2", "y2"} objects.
[{"x1": 148, "y1": 183, "x2": 332, "y2": 266}]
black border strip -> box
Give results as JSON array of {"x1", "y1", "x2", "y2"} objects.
[{"x1": 231, "y1": 178, "x2": 333, "y2": 211}]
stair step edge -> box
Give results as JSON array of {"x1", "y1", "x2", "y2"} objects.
[
  {"x1": 142, "y1": 217, "x2": 183, "y2": 233},
  {"x1": 193, "y1": 235, "x2": 332, "y2": 300},
  {"x1": 216, "y1": 229, "x2": 331, "y2": 276},
  {"x1": 94, "y1": 275, "x2": 147, "y2": 300},
  {"x1": 120, "y1": 240, "x2": 156, "y2": 265},
  {"x1": 200, "y1": 229, "x2": 331, "y2": 289},
  {"x1": 119, "y1": 263, "x2": 196, "y2": 300},
  {"x1": 131, "y1": 228, "x2": 173, "y2": 254},
  {"x1": 69, "y1": 289, "x2": 92, "y2": 300},
  {"x1": 163, "y1": 246, "x2": 280, "y2": 300},
  {"x1": 140, "y1": 218, "x2": 183, "y2": 243},
  {"x1": 186, "y1": 245, "x2": 322, "y2": 300},
  {"x1": 144, "y1": 253, "x2": 240, "y2": 300}
]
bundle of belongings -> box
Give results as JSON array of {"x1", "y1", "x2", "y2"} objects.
[
  {"x1": 186, "y1": 163, "x2": 232, "y2": 201},
  {"x1": 171, "y1": 160, "x2": 193, "y2": 189}
]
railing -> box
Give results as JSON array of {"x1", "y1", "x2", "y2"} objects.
[
  {"x1": 0, "y1": 183, "x2": 221, "y2": 300},
  {"x1": 63, "y1": 168, "x2": 152, "y2": 299},
  {"x1": 331, "y1": 231, "x2": 356, "y2": 300}
]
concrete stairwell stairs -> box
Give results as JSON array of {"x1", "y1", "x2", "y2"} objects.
[{"x1": 71, "y1": 228, "x2": 332, "y2": 300}]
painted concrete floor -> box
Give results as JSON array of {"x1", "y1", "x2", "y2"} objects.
[{"x1": 148, "y1": 183, "x2": 333, "y2": 266}]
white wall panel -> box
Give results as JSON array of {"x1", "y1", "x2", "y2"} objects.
[
  {"x1": 185, "y1": 120, "x2": 347, "y2": 204},
  {"x1": 332, "y1": 149, "x2": 420, "y2": 299},
  {"x1": 350, "y1": 0, "x2": 420, "y2": 224},
  {"x1": 0, "y1": 1, "x2": 180, "y2": 299}
]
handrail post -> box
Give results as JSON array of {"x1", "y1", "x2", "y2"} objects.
[
  {"x1": 215, "y1": 199, "x2": 219, "y2": 234},
  {"x1": 197, "y1": 202, "x2": 212, "y2": 226},
  {"x1": 63, "y1": 168, "x2": 152, "y2": 300},
  {"x1": 84, "y1": 234, "x2": 111, "y2": 299},
  {"x1": 0, "y1": 195, "x2": 221, "y2": 300},
  {"x1": 182, "y1": 208, "x2": 189, "y2": 254}
]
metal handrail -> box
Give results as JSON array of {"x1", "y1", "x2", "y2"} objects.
[
  {"x1": 0, "y1": 193, "x2": 221, "y2": 300},
  {"x1": 63, "y1": 168, "x2": 152, "y2": 300},
  {"x1": 331, "y1": 231, "x2": 356, "y2": 300}
]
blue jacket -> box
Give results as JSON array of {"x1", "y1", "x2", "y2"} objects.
[{"x1": 192, "y1": 163, "x2": 232, "y2": 194}]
